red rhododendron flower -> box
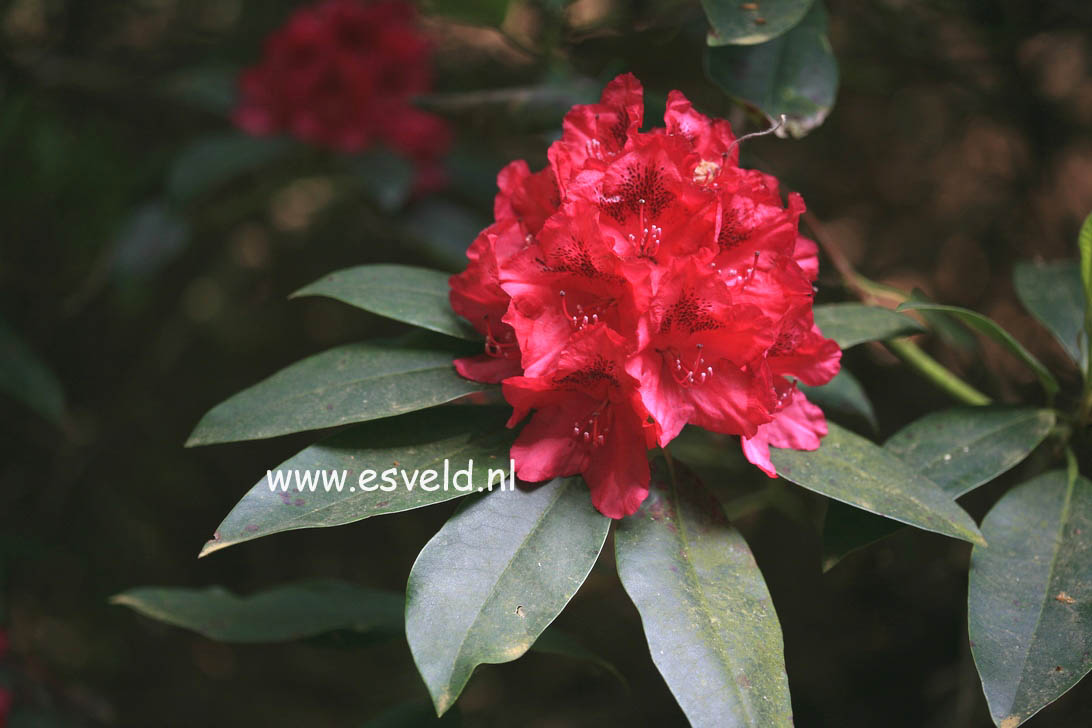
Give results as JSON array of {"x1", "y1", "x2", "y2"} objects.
[
  {"x1": 450, "y1": 74, "x2": 841, "y2": 518},
  {"x1": 234, "y1": 0, "x2": 451, "y2": 188}
]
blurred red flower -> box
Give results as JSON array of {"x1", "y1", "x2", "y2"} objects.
[
  {"x1": 234, "y1": 0, "x2": 451, "y2": 188},
  {"x1": 451, "y1": 74, "x2": 841, "y2": 517}
]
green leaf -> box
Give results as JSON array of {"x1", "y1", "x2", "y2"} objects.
[
  {"x1": 360, "y1": 700, "x2": 461, "y2": 727},
  {"x1": 0, "y1": 317, "x2": 65, "y2": 425},
  {"x1": 532, "y1": 627, "x2": 627, "y2": 686},
  {"x1": 799, "y1": 368, "x2": 877, "y2": 431},
  {"x1": 1013, "y1": 261, "x2": 1087, "y2": 374},
  {"x1": 821, "y1": 407, "x2": 1055, "y2": 569},
  {"x1": 167, "y1": 133, "x2": 294, "y2": 205},
  {"x1": 909, "y1": 287, "x2": 980, "y2": 352},
  {"x1": 897, "y1": 301, "x2": 1060, "y2": 399},
  {"x1": 771, "y1": 422, "x2": 985, "y2": 545},
  {"x1": 421, "y1": 0, "x2": 509, "y2": 26},
  {"x1": 703, "y1": 0, "x2": 815, "y2": 46},
  {"x1": 969, "y1": 470, "x2": 1092, "y2": 727},
  {"x1": 1079, "y1": 212, "x2": 1092, "y2": 372},
  {"x1": 615, "y1": 459, "x2": 792, "y2": 728},
  {"x1": 186, "y1": 341, "x2": 487, "y2": 446},
  {"x1": 111, "y1": 580, "x2": 402, "y2": 643},
  {"x1": 705, "y1": 2, "x2": 837, "y2": 138},
  {"x1": 406, "y1": 477, "x2": 610, "y2": 716},
  {"x1": 811, "y1": 303, "x2": 925, "y2": 349},
  {"x1": 885, "y1": 407, "x2": 1056, "y2": 498},
  {"x1": 347, "y1": 147, "x2": 415, "y2": 212},
  {"x1": 199, "y1": 407, "x2": 514, "y2": 557},
  {"x1": 403, "y1": 199, "x2": 491, "y2": 272},
  {"x1": 292, "y1": 265, "x2": 479, "y2": 341}
]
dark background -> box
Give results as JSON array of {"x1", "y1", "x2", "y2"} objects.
[{"x1": 2, "y1": 0, "x2": 1092, "y2": 725}]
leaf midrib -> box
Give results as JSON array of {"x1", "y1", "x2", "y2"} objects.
[
  {"x1": 1002, "y1": 477, "x2": 1077, "y2": 719},
  {"x1": 670, "y1": 477, "x2": 756, "y2": 726},
  {"x1": 889, "y1": 411, "x2": 1046, "y2": 481},
  {"x1": 224, "y1": 434, "x2": 503, "y2": 543},
  {"x1": 442, "y1": 481, "x2": 576, "y2": 700}
]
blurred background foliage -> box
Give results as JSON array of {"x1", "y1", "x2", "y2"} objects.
[{"x1": 2, "y1": 0, "x2": 1092, "y2": 725}]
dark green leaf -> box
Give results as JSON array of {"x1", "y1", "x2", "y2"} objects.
[
  {"x1": 885, "y1": 407, "x2": 1055, "y2": 498},
  {"x1": 167, "y1": 133, "x2": 294, "y2": 205},
  {"x1": 111, "y1": 202, "x2": 189, "y2": 280},
  {"x1": 822, "y1": 407, "x2": 1054, "y2": 569},
  {"x1": 347, "y1": 148, "x2": 415, "y2": 212},
  {"x1": 615, "y1": 459, "x2": 792, "y2": 727},
  {"x1": 703, "y1": 0, "x2": 815, "y2": 46},
  {"x1": 161, "y1": 66, "x2": 238, "y2": 115},
  {"x1": 1013, "y1": 261, "x2": 1087, "y2": 373},
  {"x1": 705, "y1": 2, "x2": 837, "y2": 138},
  {"x1": 111, "y1": 580, "x2": 402, "y2": 643},
  {"x1": 811, "y1": 303, "x2": 925, "y2": 349},
  {"x1": 421, "y1": 0, "x2": 509, "y2": 26},
  {"x1": 771, "y1": 422, "x2": 985, "y2": 545},
  {"x1": 199, "y1": 407, "x2": 513, "y2": 557},
  {"x1": 186, "y1": 342, "x2": 487, "y2": 446},
  {"x1": 820, "y1": 502, "x2": 906, "y2": 572},
  {"x1": 403, "y1": 199, "x2": 491, "y2": 272},
  {"x1": 360, "y1": 700, "x2": 461, "y2": 727},
  {"x1": 909, "y1": 287, "x2": 980, "y2": 352},
  {"x1": 897, "y1": 301, "x2": 1060, "y2": 398},
  {"x1": 532, "y1": 627, "x2": 627, "y2": 686},
  {"x1": 406, "y1": 477, "x2": 610, "y2": 716},
  {"x1": 0, "y1": 317, "x2": 64, "y2": 425},
  {"x1": 799, "y1": 368, "x2": 877, "y2": 431},
  {"x1": 969, "y1": 470, "x2": 1092, "y2": 727},
  {"x1": 292, "y1": 265, "x2": 478, "y2": 341},
  {"x1": 1079, "y1": 212, "x2": 1092, "y2": 373}
]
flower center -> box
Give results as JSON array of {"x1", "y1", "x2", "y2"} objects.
[
  {"x1": 571, "y1": 403, "x2": 612, "y2": 447},
  {"x1": 482, "y1": 315, "x2": 519, "y2": 360},
  {"x1": 665, "y1": 343, "x2": 715, "y2": 388},
  {"x1": 559, "y1": 290, "x2": 616, "y2": 331}
]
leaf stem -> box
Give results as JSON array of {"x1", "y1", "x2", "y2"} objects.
[
  {"x1": 884, "y1": 338, "x2": 992, "y2": 406},
  {"x1": 801, "y1": 210, "x2": 993, "y2": 407}
]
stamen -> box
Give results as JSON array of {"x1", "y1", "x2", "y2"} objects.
[
  {"x1": 665, "y1": 345, "x2": 715, "y2": 388},
  {"x1": 724, "y1": 114, "x2": 787, "y2": 158},
  {"x1": 570, "y1": 403, "x2": 612, "y2": 448},
  {"x1": 482, "y1": 315, "x2": 519, "y2": 360}
]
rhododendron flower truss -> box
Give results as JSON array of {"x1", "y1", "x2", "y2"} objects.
[
  {"x1": 450, "y1": 73, "x2": 842, "y2": 518},
  {"x1": 234, "y1": 0, "x2": 451, "y2": 188}
]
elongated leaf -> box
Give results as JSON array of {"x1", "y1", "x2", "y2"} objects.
[
  {"x1": 909, "y1": 287, "x2": 980, "y2": 352},
  {"x1": 821, "y1": 408, "x2": 1055, "y2": 569},
  {"x1": 898, "y1": 301, "x2": 1060, "y2": 398},
  {"x1": 111, "y1": 580, "x2": 402, "y2": 643},
  {"x1": 969, "y1": 470, "x2": 1092, "y2": 727},
  {"x1": 885, "y1": 407, "x2": 1055, "y2": 498},
  {"x1": 406, "y1": 477, "x2": 610, "y2": 716},
  {"x1": 348, "y1": 148, "x2": 414, "y2": 212},
  {"x1": 702, "y1": 0, "x2": 815, "y2": 46},
  {"x1": 811, "y1": 303, "x2": 925, "y2": 349},
  {"x1": 705, "y1": 2, "x2": 837, "y2": 138},
  {"x1": 292, "y1": 265, "x2": 478, "y2": 341},
  {"x1": 186, "y1": 342, "x2": 487, "y2": 446},
  {"x1": 771, "y1": 422, "x2": 985, "y2": 545},
  {"x1": 532, "y1": 627, "x2": 627, "y2": 686},
  {"x1": 361, "y1": 700, "x2": 461, "y2": 727},
  {"x1": 0, "y1": 317, "x2": 64, "y2": 425},
  {"x1": 200, "y1": 407, "x2": 514, "y2": 557},
  {"x1": 1013, "y1": 261, "x2": 1087, "y2": 374},
  {"x1": 168, "y1": 133, "x2": 294, "y2": 205},
  {"x1": 421, "y1": 0, "x2": 509, "y2": 25},
  {"x1": 1080, "y1": 213, "x2": 1092, "y2": 374},
  {"x1": 799, "y1": 368, "x2": 877, "y2": 431},
  {"x1": 615, "y1": 459, "x2": 792, "y2": 727}
]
